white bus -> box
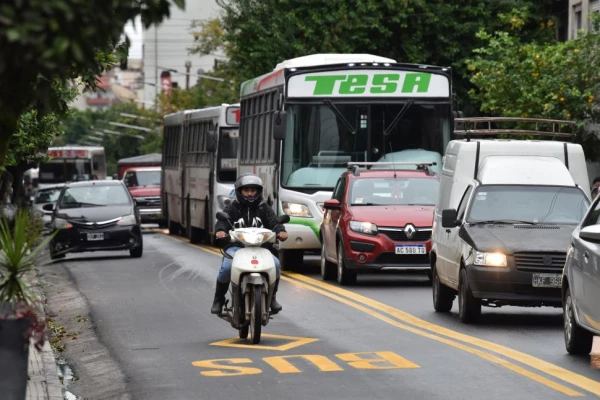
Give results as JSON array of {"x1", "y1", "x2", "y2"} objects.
[
  {"x1": 162, "y1": 104, "x2": 240, "y2": 243},
  {"x1": 38, "y1": 146, "x2": 107, "y2": 188},
  {"x1": 238, "y1": 53, "x2": 455, "y2": 268}
]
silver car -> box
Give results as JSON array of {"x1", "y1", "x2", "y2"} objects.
[
  {"x1": 31, "y1": 184, "x2": 65, "y2": 230},
  {"x1": 562, "y1": 195, "x2": 600, "y2": 354}
]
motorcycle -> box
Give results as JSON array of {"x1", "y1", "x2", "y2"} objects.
[{"x1": 215, "y1": 211, "x2": 290, "y2": 344}]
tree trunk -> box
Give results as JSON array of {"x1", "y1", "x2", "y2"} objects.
[
  {"x1": 10, "y1": 164, "x2": 28, "y2": 207},
  {"x1": 0, "y1": 113, "x2": 17, "y2": 172}
]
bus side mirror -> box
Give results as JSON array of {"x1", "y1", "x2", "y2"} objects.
[
  {"x1": 272, "y1": 111, "x2": 287, "y2": 140},
  {"x1": 206, "y1": 130, "x2": 217, "y2": 152}
]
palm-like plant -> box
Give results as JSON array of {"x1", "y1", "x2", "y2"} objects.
[{"x1": 0, "y1": 209, "x2": 56, "y2": 349}]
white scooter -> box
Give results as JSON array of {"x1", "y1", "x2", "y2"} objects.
[{"x1": 215, "y1": 212, "x2": 290, "y2": 344}]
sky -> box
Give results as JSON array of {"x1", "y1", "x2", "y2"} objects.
[{"x1": 123, "y1": 17, "x2": 143, "y2": 60}]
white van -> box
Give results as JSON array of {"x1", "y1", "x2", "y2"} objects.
[{"x1": 431, "y1": 139, "x2": 592, "y2": 323}]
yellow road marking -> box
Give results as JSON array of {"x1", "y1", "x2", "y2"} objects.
[
  {"x1": 263, "y1": 354, "x2": 345, "y2": 373},
  {"x1": 279, "y1": 274, "x2": 582, "y2": 396},
  {"x1": 156, "y1": 231, "x2": 590, "y2": 395},
  {"x1": 210, "y1": 334, "x2": 318, "y2": 351}
]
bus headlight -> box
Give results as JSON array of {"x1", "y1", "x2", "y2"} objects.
[
  {"x1": 282, "y1": 202, "x2": 312, "y2": 218},
  {"x1": 474, "y1": 251, "x2": 507, "y2": 267}
]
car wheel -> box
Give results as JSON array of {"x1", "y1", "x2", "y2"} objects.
[
  {"x1": 337, "y1": 241, "x2": 357, "y2": 286},
  {"x1": 458, "y1": 268, "x2": 481, "y2": 323},
  {"x1": 321, "y1": 240, "x2": 336, "y2": 281},
  {"x1": 432, "y1": 264, "x2": 454, "y2": 312},
  {"x1": 130, "y1": 237, "x2": 143, "y2": 258},
  {"x1": 564, "y1": 287, "x2": 593, "y2": 355}
]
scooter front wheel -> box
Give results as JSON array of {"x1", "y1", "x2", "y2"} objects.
[
  {"x1": 239, "y1": 325, "x2": 249, "y2": 339},
  {"x1": 250, "y1": 285, "x2": 262, "y2": 344}
]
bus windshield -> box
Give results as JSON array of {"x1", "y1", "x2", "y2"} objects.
[
  {"x1": 217, "y1": 129, "x2": 239, "y2": 183},
  {"x1": 39, "y1": 160, "x2": 93, "y2": 183},
  {"x1": 281, "y1": 102, "x2": 451, "y2": 189}
]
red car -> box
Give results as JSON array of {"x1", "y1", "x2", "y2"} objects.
[{"x1": 320, "y1": 163, "x2": 439, "y2": 285}]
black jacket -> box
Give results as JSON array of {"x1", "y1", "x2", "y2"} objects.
[{"x1": 215, "y1": 200, "x2": 286, "y2": 250}]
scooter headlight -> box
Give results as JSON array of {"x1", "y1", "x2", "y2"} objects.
[{"x1": 234, "y1": 231, "x2": 275, "y2": 245}]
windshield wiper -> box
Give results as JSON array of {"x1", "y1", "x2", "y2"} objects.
[
  {"x1": 469, "y1": 219, "x2": 536, "y2": 225},
  {"x1": 324, "y1": 99, "x2": 356, "y2": 135},
  {"x1": 383, "y1": 99, "x2": 414, "y2": 136},
  {"x1": 79, "y1": 202, "x2": 107, "y2": 207}
]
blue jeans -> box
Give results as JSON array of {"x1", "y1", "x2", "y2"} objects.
[{"x1": 217, "y1": 246, "x2": 281, "y2": 283}]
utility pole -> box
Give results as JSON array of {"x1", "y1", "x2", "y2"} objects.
[{"x1": 185, "y1": 61, "x2": 192, "y2": 89}]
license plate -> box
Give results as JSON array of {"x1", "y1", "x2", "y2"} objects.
[
  {"x1": 395, "y1": 245, "x2": 426, "y2": 255},
  {"x1": 87, "y1": 233, "x2": 104, "y2": 241},
  {"x1": 532, "y1": 273, "x2": 562, "y2": 288}
]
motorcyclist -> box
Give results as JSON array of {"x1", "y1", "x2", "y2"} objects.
[{"x1": 211, "y1": 174, "x2": 288, "y2": 315}]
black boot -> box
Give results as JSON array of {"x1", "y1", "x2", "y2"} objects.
[
  {"x1": 211, "y1": 280, "x2": 229, "y2": 314},
  {"x1": 270, "y1": 278, "x2": 283, "y2": 315}
]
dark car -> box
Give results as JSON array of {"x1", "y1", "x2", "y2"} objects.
[
  {"x1": 320, "y1": 162, "x2": 439, "y2": 285},
  {"x1": 44, "y1": 180, "x2": 143, "y2": 259}
]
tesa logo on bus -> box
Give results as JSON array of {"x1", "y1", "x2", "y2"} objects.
[
  {"x1": 226, "y1": 107, "x2": 240, "y2": 125},
  {"x1": 48, "y1": 149, "x2": 87, "y2": 158}
]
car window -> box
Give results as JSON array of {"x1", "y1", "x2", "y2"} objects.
[
  {"x1": 582, "y1": 197, "x2": 600, "y2": 227},
  {"x1": 34, "y1": 188, "x2": 62, "y2": 204},
  {"x1": 456, "y1": 186, "x2": 474, "y2": 221},
  {"x1": 59, "y1": 185, "x2": 131, "y2": 208},
  {"x1": 333, "y1": 177, "x2": 346, "y2": 202},
  {"x1": 349, "y1": 177, "x2": 439, "y2": 205},
  {"x1": 124, "y1": 170, "x2": 161, "y2": 187}
]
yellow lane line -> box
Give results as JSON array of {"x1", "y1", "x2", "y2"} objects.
[
  {"x1": 284, "y1": 272, "x2": 600, "y2": 397},
  {"x1": 155, "y1": 231, "x2": 587, "y2": 396}
]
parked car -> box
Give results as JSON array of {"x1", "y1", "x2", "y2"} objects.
[
  {"x1": 44, "y1": 180, "x2": 143, "y2": 259},
  {"x1": 432, "y1": 139, "x2": 591, "y2": 323},
  {"x1": 562, "y1": 195, "x2": 600, "y2": 355},
  {"x1": 31, "y1": 183, "x2": 65, "y2": 231},
  {"x1": 320, "y1": 162, "x2": 439, "y2": 285}
]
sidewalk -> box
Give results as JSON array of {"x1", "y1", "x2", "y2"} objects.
[{"x1": 25, "y1": 269, "x2": 64, "y2": 400}]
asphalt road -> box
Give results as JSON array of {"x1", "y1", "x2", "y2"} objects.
[{"x1": 47, "y1": 227, "x2": 600, "y2": 399}]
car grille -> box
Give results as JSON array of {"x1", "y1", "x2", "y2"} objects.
[
  {"x1": 70, "y1": 218, "x2": 120, "y2": 230},
  {"x1": 135, "y1": 196, "x2": 161, "y2": 207},
  {"x1": 375, "y1": 253, "x2": 430, "y2": 265},
  {"x1": 514, "y1": 252, "x2": 567, "y2": 273},
  {"x1": 378, "y1": 227, "x2": 432, "y2": 242}
]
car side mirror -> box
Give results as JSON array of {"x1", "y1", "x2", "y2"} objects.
[
  {"x1": 216, "y1": 211, "x2": 231, "y2": 222},
  {"x1": 277, "y1": 215, "x2": 290, "y2": 224},
  {"x1": 42, "y1": 203, "x2": 55, "y2": 212},
  {"x1": 441, "y1": 209, "x2": 459, "y2": 228},
  {"x1": 272, "y1": 110, "x2": 287, "y2": 140},
  {"x1": 579, "y1": 225, "x2": 600, "y2": 243},
  {"x1": 206, "y1": 130, "x2": 217, "y2": 152},
  {"x1": 323, "y1": 199, "x2": 341, "y2": 210}
]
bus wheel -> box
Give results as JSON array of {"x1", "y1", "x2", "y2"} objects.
[
  {"x1": 279, "y1": 249, "x2": 303, "y2": 271},
  {"x1": 168, "y1": 220, "x2": 179, "y2": 235}
]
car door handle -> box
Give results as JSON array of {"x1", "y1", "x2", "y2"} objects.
[{"x1": 584, "y1": 251, "x2": 589, "y2": 262}]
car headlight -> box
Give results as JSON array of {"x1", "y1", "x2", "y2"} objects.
[
  {"x1": 282, "y1": 202, "x2": 312, "y2": 218},
  {"x1": 53, "y1": 218, "x2": 72, "y2": 229},
  {"x1": 217, "y1": 195, "x2": 234, "y2": 209},
  {"x1": 350, "y1": 221, "x2": 378, "y2": 235},
  {"x1": 474, "y1": 251, "x2": 507, "y2": 267},
  {"x1": 118, "y1": 214, "x2": 137, "y2": 226}
]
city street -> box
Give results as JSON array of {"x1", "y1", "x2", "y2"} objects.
[{"x1": 43, "y1": 228, "x2": 600, "y2": 399}]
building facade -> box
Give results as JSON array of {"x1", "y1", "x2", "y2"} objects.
[{"x1": 569, "y1": 0, "x2": 600, "y2": 39}]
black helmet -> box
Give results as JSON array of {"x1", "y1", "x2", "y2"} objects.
[{"x1": 234, "y1": 174, "x2": 263, "y2": 207}]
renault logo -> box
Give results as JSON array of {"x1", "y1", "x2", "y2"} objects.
[{"x1": 404, "y1": 224, "x2": 416, "y2": 239}]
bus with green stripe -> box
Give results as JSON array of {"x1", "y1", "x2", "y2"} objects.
[{"x1": 237, "y1": 53, "x2": 455, "y2": 269}]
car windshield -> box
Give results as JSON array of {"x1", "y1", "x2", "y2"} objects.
[
  {"x1": 34, "y1": 188, "x2": 62, "y2": 204},
  {"x1": 349, "y1": 177, "x2": 439, "y2": 206},
  {"x1": 59, "y1": 185, "x2": 131, "y2": 208},
  {"x1": 124, "y1": 170, "x2": 161, "y2": 187},
  {"x1": 467, "y1": 185, "x2": 590, "y2": 225}
]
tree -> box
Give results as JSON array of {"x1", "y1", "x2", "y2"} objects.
[
  {"x1": 194, "y1": 0, "x2": 557, "y2": 113},
  {"x1": 467, "y1": 15, "x2": 600, "y2": 160},
  {"x1": 0, "y1": 0, "x2": 185, "y2": 170}
]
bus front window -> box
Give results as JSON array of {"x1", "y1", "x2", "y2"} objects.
[
  {"x1": 217, "y1": 130, "x2": 239, "y2": 183},
  {"x1": 281, "y1": 103, "x2": 451, "y2": 189},
  {"x1": 39, "y1": 160, "x2": 93, "y2": 183}
]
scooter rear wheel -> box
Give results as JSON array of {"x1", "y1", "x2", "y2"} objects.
[{"x1": 250, "y1": 286, "x2": 262, "y2": 344}]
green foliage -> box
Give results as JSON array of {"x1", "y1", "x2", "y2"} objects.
[
  {"x1": 196, "y1": 0, "x2": 556, "y2": 112},
  {"x1": 0, "y1": 210, "x2": 55, "y2": 310},
  {"x1": 0, "y1": 0, "x2": 184, "y2": 169},
  {"x1": 467, "y1": 15, "x2": 600, "y2": 160}
]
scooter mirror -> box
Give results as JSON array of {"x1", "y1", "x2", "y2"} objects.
[
  {"x1": 277, "y1": 215, "x2": 290, "y2": 224},
  {"x1": 216, "y1": 211, "x2": 231, "y2": 222}
]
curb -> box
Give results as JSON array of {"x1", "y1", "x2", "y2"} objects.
[
  {"x1": 591, "y1": 336, "x2": 600, "y2": 370},
  {"x1": 25, "y1": 269, "x2": 64, "y2": 400}
]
